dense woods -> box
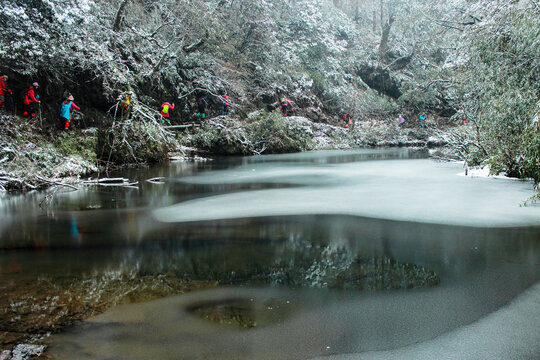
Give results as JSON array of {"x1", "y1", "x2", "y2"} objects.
[{"x1": 0, "y1": 0, "x2": 538, "y2": 191}]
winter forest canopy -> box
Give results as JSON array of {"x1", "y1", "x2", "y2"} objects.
[{"x1": 0, "y1": 0, "x2": 539, "y2": 187}]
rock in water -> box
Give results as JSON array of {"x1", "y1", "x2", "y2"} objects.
[{"x1": 10, "y1": 344, "x2": 46, "y2": 360}]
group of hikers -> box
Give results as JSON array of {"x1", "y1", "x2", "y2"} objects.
[
  {"x1": 1, "y1": 74, "x2": 430, "y2": 131},
  {"x1": 396, "y1": 113, "x2": 427, "y2": 128},
  {"x1": 159, "y1": 94, "x2": 289, "y2": 125},
  {"x1": 2, "y1": 73, "x2": 340, "y2": 130},
  {"x1": 159, "y1": 94, "x2": 231, "y2": 125},
  {"x1": 0, "y1": 76, "x2": 44, "y2": 121},
  {"x1": 117, "y1": 91, "x2": 232, "y2": 126},
  {"x1": 0, "y1": 77, "x2": 79, "y2": 129},
  {"x1": 0, "y1": 74, "x2": 236, "y2": 129}
]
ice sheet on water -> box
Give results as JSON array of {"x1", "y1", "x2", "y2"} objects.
[
  {"x1": 309, "y1": 282, "x2": 540, "y2": 360},
  {"x1": 50, "y1": 274, "x2": 540, "y2": 360},
  {"x1": 154, "y1": 152, "x2": 540, "y2": 227}
]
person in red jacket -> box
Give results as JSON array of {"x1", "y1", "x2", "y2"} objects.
[
  {"x1": 280, "y1": 97, "x2": 294, "y2": 117},
  {"x1": 342, "y1": 113, "x2": 352, "y2": 128},
  {"x1": 23, "y1": 82, "x2": 40, "y2": 118},
  {"x1": 222, "y1": 95, "x2": 230, "y2": 116},
  {"x1": 160, "y1": 102, "x2": 175, "y2": 124},
  {"x1": 0, "y1": 75, "x2": 13, "y2": 111}
]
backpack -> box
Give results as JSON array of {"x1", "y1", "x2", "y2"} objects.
[
  {"x1": 162, "y1": 104, "x2": 169, "y2": 114},
  {"x1": 0, "y1": 78, "x2": 6, "y2": 95},
  {"x1": 23, "y1": 88, "x2": 33, "y2": 105},
  {"x1": 59, "y1": 100, "x2": 72, "y2": 119}
]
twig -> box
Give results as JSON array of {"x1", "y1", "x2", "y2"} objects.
[
  {"x1": 36, "y1": 176, "x2": 79, "y2": 191},
  {"x1": 146, "y1": 177, "x2": 165, "y2": 184}
]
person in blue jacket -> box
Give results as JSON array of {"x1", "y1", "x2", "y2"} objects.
[
  {"x1": 59, "y1": 93, "x2": 80, "y2": 130},
  {"x1": 419, "y1": 112, "x2": 426, "y2": 128}
]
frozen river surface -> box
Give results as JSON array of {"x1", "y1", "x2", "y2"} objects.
[
  {"x1": 7, "y1": 149, "x2": 536, "y2": 360},
  {"x1": 153, "y1": 151, "x2": 540, "y2": 227}
]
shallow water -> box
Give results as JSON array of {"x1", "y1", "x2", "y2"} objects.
[{"x1": 1, "y1": 149, "x2": 539, "y2": 359}]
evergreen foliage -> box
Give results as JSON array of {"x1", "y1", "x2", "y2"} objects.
[
  {"x1": 249, "y1": 111, "x2": 314, "y2": 153},
  {"x1": 461, "y1": 4, "x2": 540, "y2": 184},
  {"x1": 192, "y1": 112, "x2": 314, "y2": 155},
  {"x1": 98, "y1": 117, "x2": 175, "y2": 163}
]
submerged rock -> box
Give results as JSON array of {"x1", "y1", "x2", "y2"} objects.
[{"x1": 187, "y1": 298, "x2": 295, "y2": 329}]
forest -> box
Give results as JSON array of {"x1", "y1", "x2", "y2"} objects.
[{"x1": 0, "y1": 0, "x2": 538, "y2": 193}]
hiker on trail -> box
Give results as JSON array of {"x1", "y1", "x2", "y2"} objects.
[
  {"x1": 222, "y1": 95, "x2": 230, "y2": 116},
  {"x1": 342, "y1": 113, "x2": 352, "y2": 128},
  {"x1": 0, "y1": 75, "x2": 13, "y2": 112},
  {"x1": 160, "y1": 101, "x2": 175, "y2": 124},
  {"x1": 398, "y1": 114, "x2": 405, "y2": 126},
  {"x1": 59, "y1": 93, "x2": 80, "y2": 130},
  {"x1": 280, "y1": 97, "x2": 294, "y2": 117},
  {"x1": 23, "y1": 82, "x2": 40, "y2": 118},
  {"x1": 196, "y1": 95, "x2": 207, "y2": 119},
  {"x1": 119, "y1": 91, "x2": 132, "y2": 119},
  {"x1": 419, "y1": 112, "x2": 426, "y2": 128}
]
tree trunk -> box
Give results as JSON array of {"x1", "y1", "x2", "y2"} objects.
[
  {"x1": 113, "y1": 0, "x2": 130, "y2": 32},
  {"x1": 379, "y1": 0, "x2": 384, "y2": 32},
  {"x1": 378, "y1": 15, "x2": 394, "y2": 63}
]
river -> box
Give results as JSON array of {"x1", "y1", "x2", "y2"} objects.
[{"x1": 0, "y1": 149, "x2": 539, "y2": 359}]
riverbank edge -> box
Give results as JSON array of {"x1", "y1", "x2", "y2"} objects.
[
  {"x1": 0, "y1": 113, "x2": 461, "y2": 193},
  {"x1": 0, "y1": 272, "x2": 219, "y2": 360}
]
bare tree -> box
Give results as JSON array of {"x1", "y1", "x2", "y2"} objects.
[
  {"x1": 113, "y1": 0, "x2": 131, "y2": 32},
  {"x1": 378, "y1": 14, "x2": 395, "y2": 63}
]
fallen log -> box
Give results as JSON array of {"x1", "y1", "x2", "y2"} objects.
[
  {"x1": 163, "y1": 124, "x2": 195, "y2": 130},
  {"x1": 146, "y1": 177, "x2": 165, "y2": 184},
  {"x1": 84, "y1": 178, "x2": 138, "y2": 187},
  {"x1": 84, "y1": 177, "x2": 129, "y2": 184}
]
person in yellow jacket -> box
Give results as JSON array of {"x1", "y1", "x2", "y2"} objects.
[
  {"x1": 160, "y1": 102, "x2": 175, "y2": 124},
  {"x1": 119, "y1": 91, "x2": 132, "y2": 119}
]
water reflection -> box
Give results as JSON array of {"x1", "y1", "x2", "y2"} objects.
[
  {"x1": 247, "y1": 148, "x2": 428, "y2": 164},
  {"x1": 125, "y1": 220, "x2": 441, "y2": 291}
]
